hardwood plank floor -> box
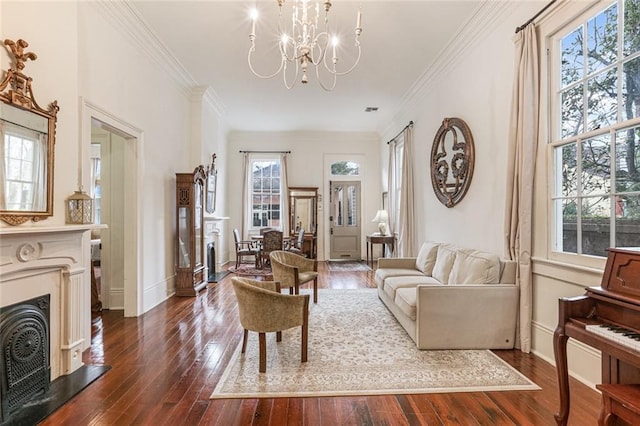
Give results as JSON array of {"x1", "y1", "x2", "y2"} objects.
[{"x1": 41, "y1": 262, "x2": 600, "y2": 425}]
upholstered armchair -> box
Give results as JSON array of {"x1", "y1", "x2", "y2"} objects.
[
  {"x1": 233, "y1": 228, "x2": 260, "y2": 269},
  {"x1": 231, "y1": 277, "x2": 309, "y2": 373},
  {"x1": 270, "y1": 250, "x2": 319, "y2": 303}
]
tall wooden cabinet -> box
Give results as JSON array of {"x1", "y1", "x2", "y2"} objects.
[{"x1": 175, "y1": 166, "x2": 207, "y2": 296}]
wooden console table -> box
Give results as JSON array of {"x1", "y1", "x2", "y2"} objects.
[{"x1": 366, "y1": 234, "x2": 396, "y2": 268}]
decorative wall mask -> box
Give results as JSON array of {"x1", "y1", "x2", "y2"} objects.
[{"x1": 430, "y1": 117, "x2": 475, "y2": 208}]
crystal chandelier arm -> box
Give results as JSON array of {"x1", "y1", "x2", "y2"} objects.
[
  {"x1": 247, "y1": 41, "x2": 286, "y2": 79},
  {"x1": 315, "y1": 65, "x2": 338, "y2": 92},
  {"x1": 323, "y1": 38, "x2": 362, "y2": 76}
]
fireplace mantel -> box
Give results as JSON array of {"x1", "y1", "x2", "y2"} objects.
[{"x1": 0, "y1": 224, "x2": 104, "y2": 380}]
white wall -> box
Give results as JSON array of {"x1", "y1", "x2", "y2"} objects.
[
  {"x1": 226, "y1": 131, "x2": 381, "y2": 261},
  {"x1": 1, "y1": 1, "x2": 225, "y2": 314},
  {"x1": 379, "y1": 0, "x2": 605, "y2": 389}
]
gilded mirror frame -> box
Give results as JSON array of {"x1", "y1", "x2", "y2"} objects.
[
  {"x1": 0, "y1": 39, "x2": 59, "y2": 225},
  {"x1": 430, "y1": 117, "x2": 475, "y2": 208}
]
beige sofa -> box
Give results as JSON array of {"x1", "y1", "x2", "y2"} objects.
[{"x1": 375, "y1": 241, "x2": 518, "y2": 350}]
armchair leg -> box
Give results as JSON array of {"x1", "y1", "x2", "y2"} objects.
[
  {"x1": 259, "y1": 332, "x2": 267, "y2": 373},
  {"x1": 276, "y1": 331, "x2": 282, "y2": 342},
  {"x1": 313, "y1": 278, "x2": 318, "y2": 303},
  {"x1": 241, "y1": 329, "x2": 248, "y2": 353},
  {"x1": 301, "y1": 304, "x2": 309, "y2": 363}
]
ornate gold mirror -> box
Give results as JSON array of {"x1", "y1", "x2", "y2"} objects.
[
  {"x1": 0, "y1": 39, "x2": 58, "y2": 225},
  {"x1": 430, "y1": 117, "x2": 475, "y2": 208}
]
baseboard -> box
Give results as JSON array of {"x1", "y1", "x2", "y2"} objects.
[
  {"x1": 532, "y1": 320, "x2": 601, "y2": 389},
  {"x1": 142, "y1": 276, "x2": 175, "y2": 313}
]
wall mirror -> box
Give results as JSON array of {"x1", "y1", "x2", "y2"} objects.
[
  {"x1": 289, "y1": 187, "x2": 318, "y2": 235},
  {"x1": 430, "y1": 117, "x2": 475, "y2": 208},
  {"x1": 205, "y1": 153, "x2": 217, "y2": 214},
  {"x1": 0, "y1": 39, "x2": 59, "y2": 225}
]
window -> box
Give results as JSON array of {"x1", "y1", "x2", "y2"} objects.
[
  {"x1": 3, "y1": 125, "x2": 46, "y2": 210},
  {"x1": 551, "y1": 0, "x2": 640, "y2": 258},
  {"x1": 250, "y1": 158, "x2": 282, "y2": 229},
  {"x1": 330, "y1": 161, "x2": 360, "y2": 176}
]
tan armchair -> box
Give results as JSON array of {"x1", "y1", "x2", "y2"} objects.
[
  {"x1": 231, "y1": 277, "x2": 309, "y2": 373},
  {"x1": 270, "y1": 250, "x2": 319, "y2": 303},
  {"x1": 233, "y1": 228, "x2": 261, "y2": 268}
]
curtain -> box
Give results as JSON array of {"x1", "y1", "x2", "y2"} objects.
[
  {"x1": 32, "y1": 133, "x2": 46, "y2": 211},
  {"x1": 387, "y1": 141, "x2": 396, "y2": 240},
  {"x1": 398, "y1": 125, "x2": 416, "y2": 257},
  {"x1": 0, "y1": 122, "x2": 5, "y2": 210},
  {"x1": 504, "y1": 23, "x2": 539, "y2": 353},
  {"x1": 241, "y1": 152, "x2": 250, "y2": 238},
  {"x1": 280, "y1": 153, "x2": 290, "y2": 236}
]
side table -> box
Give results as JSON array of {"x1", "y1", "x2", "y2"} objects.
[{"x1": 366, "y1": 234, "x2": 396, "y2": 268}]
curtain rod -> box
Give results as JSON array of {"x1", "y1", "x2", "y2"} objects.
[
  {"x1": 515, "y1": 0, "x2": 556, "y2": 33},
  {"x1": 386, "y1": 121, "x2": 414, "y2": 144},
  {"x1": 239, "y1": 150, "x2": 291, "y2": 154}
]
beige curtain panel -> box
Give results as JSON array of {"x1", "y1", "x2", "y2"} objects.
[{"x1": 504, "y1": 23, "x2": 539, "y2": 353}]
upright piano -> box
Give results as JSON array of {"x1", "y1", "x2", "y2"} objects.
[{"x1": 554, "y1": 247, "x2": 640, "y2": 425}]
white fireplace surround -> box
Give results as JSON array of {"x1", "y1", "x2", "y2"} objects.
[{"x1": 0, "y1": 225, "x2": 98, "y2": 380}]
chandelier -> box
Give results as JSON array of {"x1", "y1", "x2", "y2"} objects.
[{"x1": 248, "y1": 0, "x2": 363, "y2": 91}]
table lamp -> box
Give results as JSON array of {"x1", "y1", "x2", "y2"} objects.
[{"x1": 372, "y1": 210, "x2": 389, "y2": 236}]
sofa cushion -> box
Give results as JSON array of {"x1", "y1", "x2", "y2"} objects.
[
  {"x1": 449, "y1": 249, "x2": 501, "y2": 284},
  {"x1": 383, "y1": 276, "x2": 441, "y2": 300},
  {"x1": 375, "y1": 268, "x2": 424, "y2": 288},
  {"x1": 432, "y1": 244, "x2": 457, "y2": 284},
  {"x1": 415, "y1": 242, "x2": 439, "y2": 275},
  {"x1": 394, "y1": 287, "x2": 417, "y2": 320}
]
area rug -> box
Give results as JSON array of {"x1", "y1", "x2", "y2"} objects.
[
  {"x1": 327, "y1": 260, "x2": 371, "y2": 272},
  {"x1": 211, "y1": 289, "x2": 539, "y2": 398},
  {"x1": 227, "y1": 265, "x2": 272, "y2": 277}
]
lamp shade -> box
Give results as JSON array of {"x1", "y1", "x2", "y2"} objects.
[{"x1": 372, "y1": 210, "x2": 389, "y2": 223}]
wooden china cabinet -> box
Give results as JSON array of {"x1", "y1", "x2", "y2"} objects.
[{"x1": 175, "y1": 166, "x2": 208, "y2": 296}]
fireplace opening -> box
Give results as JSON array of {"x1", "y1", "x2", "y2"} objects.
[{"x1": 0, "y1": 295, "x2": 50, "y2": 424}]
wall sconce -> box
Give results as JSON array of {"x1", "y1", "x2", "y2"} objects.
[{"x1": 65, "y1": 188, "x2": 93, "y2": 224}]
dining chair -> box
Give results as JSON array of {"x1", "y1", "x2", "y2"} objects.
[
  {"x1": 288, "y1": 228, "x2": 305, "y2": 256},
  {"x1": 233, "y1": 228, "x2": 261, "y2": 268},
  {"x1": 231, "y1": 277, "x2": 309, "y2": 373},
  {"x1": 270, "y1": 250, "x2": 319, "y2": 303},
  {"x1": 260, "y1": 230, "x2": 283, "y2": 267}
]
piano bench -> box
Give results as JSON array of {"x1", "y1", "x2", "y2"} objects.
[{"x1": 597, "y1": 384, "x2": 640, "y2": 426}]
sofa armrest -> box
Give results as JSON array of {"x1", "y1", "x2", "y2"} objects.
[
  {"x1": 377, "y1": 257, "x2": 417, "y2": 269},
  {"x1": 415, "y1": 284, "x2": 519, "y2": 350}
]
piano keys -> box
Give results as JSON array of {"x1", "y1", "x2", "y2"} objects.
[{"x1": 553, "y1": 247, "x2": 640, "y2": 426}]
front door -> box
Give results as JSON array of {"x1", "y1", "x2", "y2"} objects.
[{"x1": 329, "y1": 181, "x2": 361, "y2": 259}]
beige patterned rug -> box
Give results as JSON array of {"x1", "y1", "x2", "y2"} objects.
[{"x1": 211, "y1": 289, "x2": 539, "y2": 398}]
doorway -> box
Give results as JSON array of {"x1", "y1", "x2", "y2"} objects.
[
  {"x1": 329, "y1": 181, "x2": 361, "y2": 259},
  {"x1": 82, "y1": 99, "x2": 141, "y2": 317}
]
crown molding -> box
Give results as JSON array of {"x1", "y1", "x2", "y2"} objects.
[
  {"x1": 91, "y1": 0, "x2": 199, "y2": 99},
  {"x1": 192, "y1": 86, "x2": 227, "y2": 117},
  {"x1": 380, "y1": 1, "x2": 520, "y2": 137}
]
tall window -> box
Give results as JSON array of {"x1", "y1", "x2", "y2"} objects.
[
  {"x1": 551, "y1": 0, "x2": 640, "y2": 258},
  {"x1": 250, "y1": 158, "x2": 281, "y2": 229}
]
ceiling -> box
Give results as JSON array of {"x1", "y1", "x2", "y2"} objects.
[{"x1": 130, "y1": 1, "x2": 484, "y2": 133}]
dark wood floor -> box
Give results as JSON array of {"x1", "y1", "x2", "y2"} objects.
[{"x1": 42, "y1": 262, "x2": 601, "y2": 425}]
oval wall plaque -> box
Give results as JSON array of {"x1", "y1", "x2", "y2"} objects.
[{"x1": 430, "y1": 117, "x2": 475, "y2": 208}]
